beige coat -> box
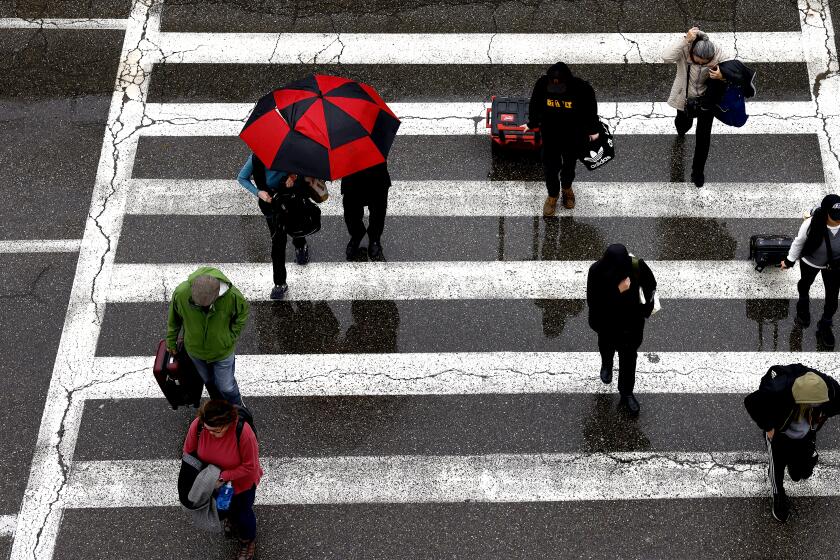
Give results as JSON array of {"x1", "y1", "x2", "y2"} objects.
[{"x1": 662, "y1": 33, "x2": 729, "y2": 111}]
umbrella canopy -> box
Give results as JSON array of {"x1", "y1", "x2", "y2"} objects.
[{"x1": 239, "y1": 74, "x2": 401, "y2": 180}]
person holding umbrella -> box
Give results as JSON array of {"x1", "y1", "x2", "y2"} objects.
[
  {"x1": 342, "y1": 162, "x2": 391, "y2": 261},
  {"x1": 239, "y1": 74, "x2": 399, "y2": 297},
  {"x1": 237, "y1": 155, "x2": 314, "y2": 300}
]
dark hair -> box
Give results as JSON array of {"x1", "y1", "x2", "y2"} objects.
[
  {"x1": 198, "y1": 400, "x2": 238, "y2": 428},
  {"x1": 802, "y1": 196, "x2": 840, "y2": 256}
]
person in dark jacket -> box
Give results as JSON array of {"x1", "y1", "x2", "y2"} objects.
[
  {"x1": 744, "y1": 364, "x2": 840, "y2": 522},
  {"x1": 237, "y1": 153, "x2": 318, "y2": 300},
  {"x1": 586, "y1": 244, "x2": 657, "y2": 415},
  {"x1": 526, "y1": 62, "x2": 600, "y2": 215},
  {"x1": 341, "y1": 162, "x2": 391, "y2": 261},
  {"x1": 781, "y1": 194, "x2": 840, "y2": 348}
]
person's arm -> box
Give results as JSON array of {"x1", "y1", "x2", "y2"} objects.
[
  {"x1": 784, "y1": 218, "x2": 811, "y2": 267},
  {"x1": 743, "y1": 390, "x2": 777, "y2": 432},
  {"x1": 236, "y1": 157, "x2": 259, "y2": 197},
  {"x1": 166, "y1": 293, "x2": 183, "y2": 353},
  {"x1": 527, "y1": 76, "x2": 546, "y2": 129},
  {"x1": 662, "y1": 37, "x2": 686, "y2": 63},
  {"x1": 584, "y1": 82, "x2": 600, "y2": 135},
  {"x1": 229, "y1": 289, "x2": 250, "y2": 341},
  {"x1": 182, "y1": 418, "x2": 199, "y2": 455},
  {"x1": 586, "y1": 270, "x2": 604, "y2": 331},
  {"x1": 220, "y1": 426, "x2": 259, "y2": 482}
]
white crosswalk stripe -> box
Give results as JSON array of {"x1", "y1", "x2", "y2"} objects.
[
  {"x1": 155, "y1": 32, "x2": 806, "y2": 64},
  {"x1": 142, "y1": 101, "x2": 822, "y2": 136},
  {"x1": 64, "y1": 452, "x2": 840, "y2": 508},
  {"x1": 11, "y1": 0, "x2": 840, "y2": 557},
  {"x1": 128, "y1": 178, "x2": 828, "y2": 218},
  {"x1": 86, "y1": 352, "x2": 840, "y2": 399},
  {"x1": 106, "y1": 261, "x2": 822, "y2": 302}
]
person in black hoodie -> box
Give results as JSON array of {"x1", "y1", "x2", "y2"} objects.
[
  {"x1": 341, "y1": 162, "x2": 391, "y2": 261},
  {"x1": 586, "y1": 244, "x2": 657, "y2": 415},
  {"x1": 744, "y1": 364, "x2": 840, "y2": 522},
  {"x1": 527, "y1": 62, "x2": 600, "y2": 215},
  {"x1": 780, "y1": 194, "x2": 840, "y2": 348}
]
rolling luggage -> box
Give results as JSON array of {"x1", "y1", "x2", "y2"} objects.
[
  {"x1": 750, "y1": 235, "x2": 793, "y2": 272},
  {"x1": 485, "y1": 96, "x2": 541, "y2": 150},
  {"x1": 153, "y1": 339, "x2": 203, "y2": 409}
]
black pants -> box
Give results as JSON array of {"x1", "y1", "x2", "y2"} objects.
[
  {"x1": 542, "y1": 146, "x2": 578, "y2": 197},
  {"x1": 227, "y1": 484, "x2": 257, "y2": 540},
  {"x1": 598, "y1": 330, "x2": 642, "y2": 396},
  {"x1": 797, "y1": 261, "x2": 840, "y2": 327},
  {"x1": 765, "y1": 431, "x2": 818, "y2": 496},
  {"x1": 265, "y1": 214, "x2": 306, "y2": 286},
  {"x1": 674, "y1": 110, "x2": 714, "y2": 173},
  {"x1": 343, "y1": 188, "x2": 389, "y2": 244}
]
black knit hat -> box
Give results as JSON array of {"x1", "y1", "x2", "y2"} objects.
[{"x1": 547, "y1": 62, "x2": 573, "y2": 82}]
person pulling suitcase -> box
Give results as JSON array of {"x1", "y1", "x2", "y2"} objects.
[
  {"x1": 780, "y1": 194, "x2": 840, "y2": 348},
  {"x1": 525, "y1": 62, "x2": 600, "y2": 215}
]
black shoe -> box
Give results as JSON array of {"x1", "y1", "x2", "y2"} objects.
[
  {"x1": 600, "y1": 366, "x2": 613, "y2": 384},
  {"x1": 795, "y1": 309, "x2": 811, "y2": 328},
  {"x1": 772, "y1": 493, "x2": 791, "y2": 523},
  {"x1": 690, "y1": 171, "x2": 705, "y2": 188},
  {"x1": 368, "y1": 241, "x2": 385, "y2": 261},
  {"x1": 346, "y1": 240, "x2": 361, "y2": 261},
  {"x1": 270, "y1": 284, "x2": 288, "y2": 300},
  {"x1": 295, "y1": 244, "x2": 310, "y2": 265},
  {"x1": 619, "y1": 394, "x2": 640, "y2": 416},
  {"x1": 817, "y1": 325, "x2": 836, "y2": 349}
]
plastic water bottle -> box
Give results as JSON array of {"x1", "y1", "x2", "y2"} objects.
[{"x1": 216, "y1": 482, "x2": 234, "y2": 511}]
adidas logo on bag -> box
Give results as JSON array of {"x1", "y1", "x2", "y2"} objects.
[{"x1": 584, "y1": 147, "x2": 604, "y2": 163}]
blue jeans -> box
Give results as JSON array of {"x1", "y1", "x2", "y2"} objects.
[
  {"x1": 229, "y1": 485, "x2": 257, "y2": 540},
  {"x1": 188, "y1": 352, "x2": 242, "y2": 406}
]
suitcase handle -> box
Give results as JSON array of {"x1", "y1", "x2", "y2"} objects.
[{"x1": 485, "y1": 108, "x2": 491, "y2": 129}]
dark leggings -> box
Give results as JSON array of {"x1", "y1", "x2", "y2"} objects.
[
  {"x1": 542, "y1": 146, "x2": 578, "y2": 197},
  {"x1": 674, "y1": 110, "x2": 714, "y2": 173},
  {"x1": 797, "y1": 261, "x2": 840, "y2": 327},
  {"x1": 265, "y1": 214, "x2": 306, "y2": 286},
  {"x1": 766, "y1": 432, "x2": 817, "y2": 496},
  {"x1": 228, "y1": 485, "x2": 257, "y2": 540},
  {"x1": 343, "y1": 188, "x2": 389, "y2": 244},
  {"x1": 597, "y1": 330, "x2": 643, "y2": 396}
]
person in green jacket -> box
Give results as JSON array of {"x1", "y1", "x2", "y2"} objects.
[{"x1": 166, "y1": 267, "x2": 250, "y2": 406}]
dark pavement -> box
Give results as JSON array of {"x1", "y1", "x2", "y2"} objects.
[{"x1": 3, "y1": 1, "x2": 840, "y2": 559}]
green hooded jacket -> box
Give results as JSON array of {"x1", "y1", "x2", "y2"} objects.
[{"x1": 166, "y1": 267, "x2": 250, "y2": 362}]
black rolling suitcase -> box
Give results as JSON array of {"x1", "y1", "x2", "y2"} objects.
[
  {"x1": 750, "y1": 235, "x2": 793, "y2": 272},
  {"x1": 153, "y1": 339, "x2": 203, "y2": 409}
]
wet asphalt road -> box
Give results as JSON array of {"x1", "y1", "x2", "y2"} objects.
[{"x1": 3, "y1": 1, "x2": 840, "y2": 559}]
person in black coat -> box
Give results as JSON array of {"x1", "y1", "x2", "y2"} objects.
[
  {"x1": 744, "y1": 364, "x2": 840, "y2": 522},
  {"x1": 527, "y1": 62, "x2": 600, "y2": 215},
  {"x1": 586, "y1": 244, "x2": 657, "y2": 415},
  {"x1": 341, "y1": 162, "x2": 391, "y2": 261}
]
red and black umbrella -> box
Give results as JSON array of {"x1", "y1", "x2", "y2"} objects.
[{"x1": 239, "y1": 74, "x2": 400, "y2": 180}]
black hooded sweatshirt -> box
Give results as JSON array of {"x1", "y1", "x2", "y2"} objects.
[
  {"x1": 527, "y1": 62, "x2": 600, "y2": 148},
  {"x1": 586, "y1": 244, "x2": 657, "y2": 337}
]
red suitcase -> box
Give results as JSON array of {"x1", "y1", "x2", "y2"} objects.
[
  {"x1": 153, "y1": 339, "x2": 203, "y2": 409},
  {"x1": 486, "y1": 96, "x2": 542, "y2": 150}
]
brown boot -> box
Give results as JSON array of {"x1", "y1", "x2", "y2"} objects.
[
  {"x1": 236, "y1": 539, "x2": 256, "y2": 560},
  {"x1": 561, "y1": 187, "x2": 576, "y2": 209},
  {"x1": 543, "y1": 196, "x2": 558, "y2": 216}
]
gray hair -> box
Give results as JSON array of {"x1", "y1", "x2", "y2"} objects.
[
  {"x1": 690, "y1": 37, "x2": 716, "y2": 61},
  {"x1": 191, "y1": 275, "x2": 220, "y2": 306}
]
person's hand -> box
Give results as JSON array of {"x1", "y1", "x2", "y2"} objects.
[
  {"x1": 285, "y1": 174, "x2": 298, "y2": 188},
  {"x1": 709, "y1": 65, "x2": 723, "y2": 80},
  {"x1": 780, "y1": 260, "x2": 789, "y2": 270},
  {"x1": 686, "y1": 26, "x2": 700, "y2": 43},
  {"x1": 618, "y1": 277, "x2": 631, "y2": 293},
  {"x1": 257, "y1": 190, "x2": 272, "y2": 203},
  {"x1": 215, "y1": 479, "x2": 225, "y2": 490},
  {"x1": 766, "y1": 429, "x2": 775, "y2": 441},
  {"x1": 589, "y1": 132, "x2": 600, "y2": 141}
]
